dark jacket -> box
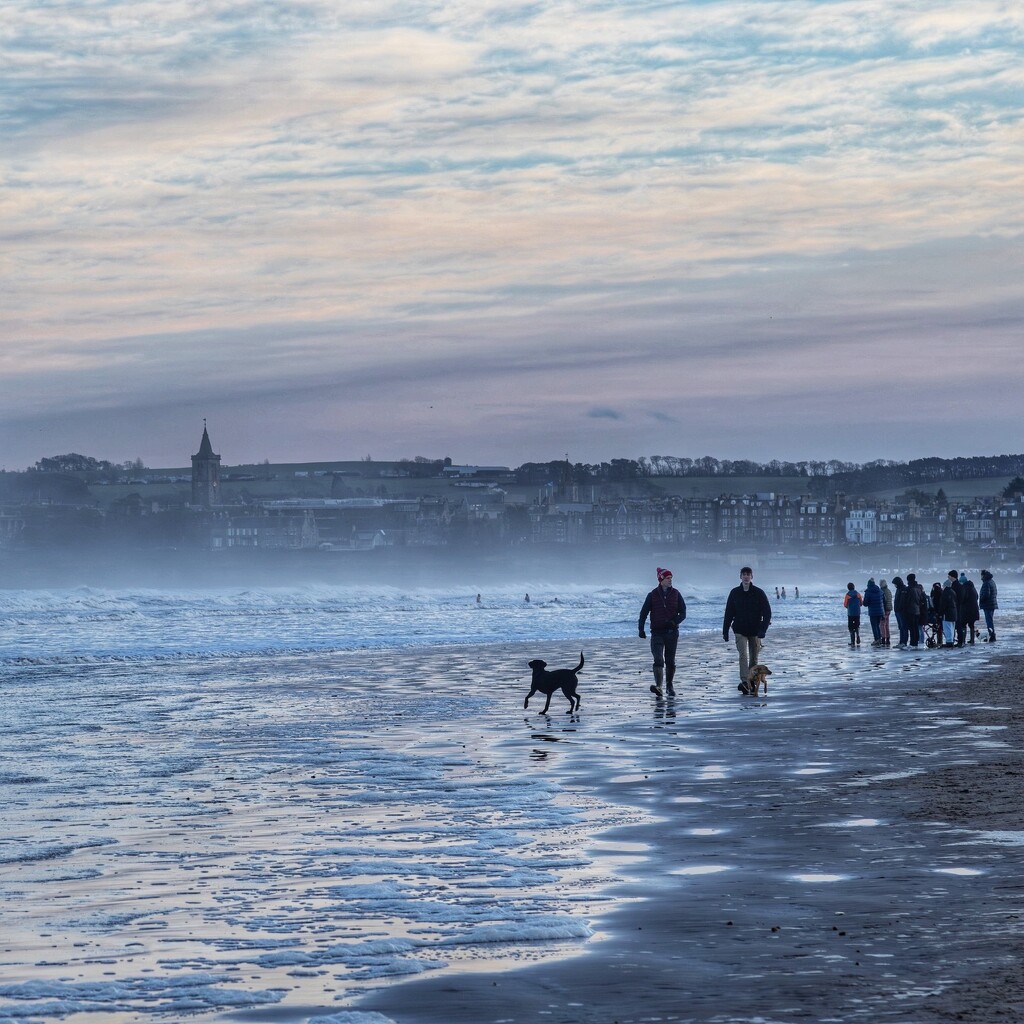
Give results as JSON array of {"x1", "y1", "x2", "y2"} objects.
[
  {"x1": 979, "y1": 574, "x2": 998, "y2": 611},
  {"x1": 941, "y1": 585, "x2": 958, "y2": 622},
  {"x1": 950, "y1": 578, "x2": 964, "y2": 623},
  {"x1": 893, "y1": 580, "x2": 908, "y2": 616},
  {"x1": 960, "y1": 580, "x2": 980, "y2": 623},
  {"x1": 723, "y1": 584, "x2": 772, "y2": 639},
  {"x1": 844, "y1": 589, "x2": 863, "y2": 617},
  {"x1": 639, "y1": 586, "x2": 686, "y2": 634}
]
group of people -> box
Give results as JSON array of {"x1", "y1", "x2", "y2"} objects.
[
  {"x1": 639, "y1": 565, "x2": 772, "y2": 696},
  {"x1": 844, "y1": 570, "x2": 998, "y2": 650},
  {"x1": 638, "y1": 564, "x2": 1002, "y2": 697}
]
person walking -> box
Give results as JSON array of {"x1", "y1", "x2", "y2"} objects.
[
  {"x1": 904, "y1": 573, "x2": 922, "y2": 648},
  {"x1": 978, "y1": 569, "x2": 995, "y2": 638},
  {"x1": 979, "y1": 569, "x2": 998, "y2": 642},
  {"x1": 863, "y1": 578, "x2": 884, "y2": 646},
  {"x1": 959, "y1": 573, "x2": 980, "y2": 644},
  {"x1": 892, "y1": 576, "x2": 909, "y2": 648},
  {"x1": 930, "y1": 582, "x2": 944, "y2": 644},
  {"x1": 722, "y1": 566, "x2": 772, "y2": 686},
  {"x1": 879, "y1": 579, "x2": 893, "y2": 647},
  {"x1": 639, "y1": 567, "x2": 687, "y2": 697},
  {"x1": 844, "y1": 583, "x2": 863, "y2": 647},
  {"x1": 940, "y1": 578, "x2": 958, "y2": 647},
  {"x1": 948, "y1": 571, "x2": 965, "y2": 646}
]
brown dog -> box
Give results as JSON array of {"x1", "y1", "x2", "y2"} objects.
[
  {"x1": 525, "y1": 652, "x2": 584, "y2": 714},
  {"x1": 738, "y1": 663, "x2": 772, "y2": 696}
]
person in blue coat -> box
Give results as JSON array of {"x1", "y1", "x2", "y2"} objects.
[
  {"x1": 843, "y1": 583, "x2": 863, "y2": 647},
  {"x1": 862, "y1": 578, "x2": 884, "y2": 646}
]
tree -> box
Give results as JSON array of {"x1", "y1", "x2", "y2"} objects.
[{"x1": 1003, "y1": 477, "x2": 1024, "y2": 499}]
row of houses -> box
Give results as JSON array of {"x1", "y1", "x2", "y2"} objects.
[
  {"x1": 533, "y1": 492, "x2": 1024, "y2": 549},
  {"x1": 3, "y1": 490, "x2": 1023, "y2": 554}
]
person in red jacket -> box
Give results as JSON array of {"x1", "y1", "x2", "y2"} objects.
[{"x1": 638, "y1": 567, "x2": 686, "y2": 697}]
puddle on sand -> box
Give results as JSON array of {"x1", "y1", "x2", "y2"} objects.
[
  {"x1": 934, "y1": 867, "x2": 985, "y2": 876},
  {"x1": 965, "y1": 830, "x2": 1024, "y2": 846},
  {"x1": 669, "y1": 864, "x2": 733, "y2": 876},
  {"x1": 817, "y1": 818, "x2": 884, "y2": 828},
  {"x1": 788, "y1": 873, "x2": 850, "y2": 883},
  {"x1": 688, "y1": 827, "x2": 727, "y2": 836}
]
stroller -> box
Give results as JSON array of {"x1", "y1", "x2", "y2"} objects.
[{"x1": 924, "y1": 604, "x2": 942, "y2": 648}]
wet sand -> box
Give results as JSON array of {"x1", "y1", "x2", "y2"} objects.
[{"x1": 354, "y1": 640, "x2": 1024, "y2": 1024}]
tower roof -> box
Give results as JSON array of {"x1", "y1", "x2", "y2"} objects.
[{"x1": 193, "y1": 423, "x2": 218, "y2": 460}]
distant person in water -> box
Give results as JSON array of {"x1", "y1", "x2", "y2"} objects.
[
  {"x1": 722, "y1": 567, "x2": 772, "y2": 686},
  {"x1": 781, "y1": 586, "x2": 786, "y2": 599},
  {"x1": 524, "y1": 593, "x2": 530, "y2": 604},
  {"x1": 476, "y1": 593, "x2": 481, "y2": 604},
  {"x1": 775, "y1": 587, "x2": 780, "y2": 599},
  {"x1": 638, "y1": 567, "x2": 686, "y2": 697},
  {"x1": 795, "y1": 586, "x2": 800, "y2": 599}
]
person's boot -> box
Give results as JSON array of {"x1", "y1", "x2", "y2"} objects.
[
  {"x1": 990, "y1": 630, "x2": 997, "y2": 643},
  {"x1": 666, "y1": 666, "x2": 676, "y2": 697},
  {"x1": 650, "y1": 667, "x2": 663, "y2": 697}
]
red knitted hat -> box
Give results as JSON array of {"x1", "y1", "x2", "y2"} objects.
[{"x1": 657, "y1": 567, "x2": 672, "y2": 582}]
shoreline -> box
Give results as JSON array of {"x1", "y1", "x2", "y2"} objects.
[{"x1": 349, "y1": 646, "x2": 1024, "y2": 1024}]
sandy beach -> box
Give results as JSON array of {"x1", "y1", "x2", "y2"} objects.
[
  {"x1": 350, "y1": 638, "x2": 1024, "y2": 1024},
  {"x1": 4, "y1": 613, "x2": 1024, "y2": 1024}
]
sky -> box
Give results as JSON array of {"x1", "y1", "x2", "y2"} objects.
[{"x1": 3, "y1": 0, "x2": 1023, "y2": 471}]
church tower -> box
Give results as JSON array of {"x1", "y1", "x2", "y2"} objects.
[{"x1": 191, "y1": 420, "x2": 221, "y2": 507}]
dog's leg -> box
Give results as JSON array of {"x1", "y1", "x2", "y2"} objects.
[
  {"x1": 524, "y1": 688, "x2": 537, "y2": 710},
  {"x1": 539, "y1": 694, "x2": 553, "y2": 714}
]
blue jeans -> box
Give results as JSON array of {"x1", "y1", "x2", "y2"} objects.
[{"x1": 895, "y1": 612, "x2": 907, "y2": 646}]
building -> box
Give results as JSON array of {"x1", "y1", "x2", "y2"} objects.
[{"x1": 191, "y1": 422, "x2": 221, "y2": 507}]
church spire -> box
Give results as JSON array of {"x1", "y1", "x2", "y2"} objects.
[
  {"x1": 195, "y1": 418, "x2": 215, "y2": 459},
  {"x1": 191, "y1": 419, "x2": 221, "y2": 507}
]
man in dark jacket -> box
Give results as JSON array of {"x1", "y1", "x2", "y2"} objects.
[
  {"x1": 639, "y1": 567, "x2": 686, "y2": 697},
  {"x1": 979, "y1": 569, "x2": 998, "y2": 642},
  {"x1": 722, "y1": 566, "x2": 772, "y2": 686},
  {"x1": 904, "y1": 573, "x2": 922, "y2": 647}
]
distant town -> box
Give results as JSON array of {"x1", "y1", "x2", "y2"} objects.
[{"x1": 2, "y1": 426, "x2": 1024, "y2": 578}]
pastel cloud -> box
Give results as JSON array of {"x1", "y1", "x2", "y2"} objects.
[{"x1": 1, "y1": 0, "x2": 1022, "y2": 467}]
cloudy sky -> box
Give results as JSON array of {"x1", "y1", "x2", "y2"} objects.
[{"x1": 3, "y1": 0, "x2": 1022, "y2": 470}]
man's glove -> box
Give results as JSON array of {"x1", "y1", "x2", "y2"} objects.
[
  {"x1": 639, "y1": 629, "x2": 646, "y2": 639},
  {"x1": 723, "y1": 634, "x2": 729, "y2": 642}
]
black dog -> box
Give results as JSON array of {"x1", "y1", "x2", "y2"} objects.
[{"x1": 524, "y1": 652, "x2": 584, "y2": 714}]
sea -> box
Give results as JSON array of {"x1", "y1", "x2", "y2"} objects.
[{"x1": 1, "y1": 576, "x2": 1020, "y2": 1023}]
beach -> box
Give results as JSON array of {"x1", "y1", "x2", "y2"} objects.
[
  {"x1": 351, "y1": 640, "x2": 1024, "y2": 1024},
  {"x1": 1, "y1": 585, "x2": 1022, "y2": 1023}
]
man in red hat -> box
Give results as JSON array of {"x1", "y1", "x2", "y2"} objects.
[{"x1": 638, "y1": 567, "x2": 687, "y2": 696}]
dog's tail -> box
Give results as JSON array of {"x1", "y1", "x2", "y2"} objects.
[{"x1": 574, "y1": 651, "x2": 584, "y2": 673}]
